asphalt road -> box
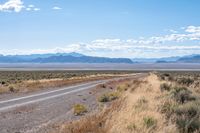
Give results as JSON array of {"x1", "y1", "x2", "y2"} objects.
[{"x1": 0, "y1": 73, "x2": 146, "y2": 133}]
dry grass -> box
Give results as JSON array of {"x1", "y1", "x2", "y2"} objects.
[
  {"x1": 58, "y1": 73, "x2": 179, "y2": 133},
  {"x1": 59, "y1": 100, "x2": 123, "y2": 133},
  {"x1": 0, "y1": 73, "x2": 129, "y2": 94},
  {"x1": 56, "y1": 72, "x2": 200, "y2": 133}
]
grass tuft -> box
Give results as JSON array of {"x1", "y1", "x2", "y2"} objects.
[
  {"x1": 160, "y1": 83, "x2": 172, "y2": 92},
  {"x1": 73, "y1": 104, "x2": 87, "y2": 116},
  {"x1": 98, "y1": 92, "x2": 120, "y2": 103},
  {"x1": 117, "y1": 84, "x2": 129, "y2": 92},
  {"x1": 143, "y1": 116, "x2": 157, "y2": 129}
]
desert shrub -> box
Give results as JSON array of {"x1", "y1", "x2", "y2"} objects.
[
  {"x1": 127, "y1": 123, "x2": 137, "y2": 131},
  {"x1": 108, "y1": 92, "x2": 120, "y2": 101},
  {"x1": 160, "y1": 100, "x2": 178, "y2": 119},
  {"x1": 137, "y1": 97, "x2": 148, "y2": 104},
  {"x1": 1, "y1": 81, "x2": 6, "y2": 85},
  {"x1": 178, "y1": 78, "x2": 194, "y2": 86},
  {"x1": 143, "y1": 116, "x2": 157, "y2": 128},
  {"x1": 159, "y1": 73, "x2": 171, "y2": 80},
  {"x1": 168, "y1": 75, "x2": 174, "y2": 81},
  {"x1": 117, "y1": 84, "x2": 128, "y2": 92},
  {"x1": 73, "y1": 104, "x2": 87, "y2": 115},
  {"x1": 170, "y1": 87, "x2": 196, "y2": 104},
  {"x1": 160, "y1": 75, "x2": 166, "y2": 80},
  {"x1": 134, "y1": 97, "x2": 148, "y2": 110},
  {"x1": 160, "y1": 83, "x2": 172, "y2": 92},
  {"x1": 9, "y1": 85, "x2": 17, "y2": 92},
  {"x1": 174, "y1": 102, "x2": 200, "y2": 133},
  {"x1": 98, "y1": 92, "x2": 120, "y2": 102},
  {"x1": 100, "y1": 84, "x2": 106, "y2": 88},
  {"x1": 98, "y1": 94, "x2": 109, "y2": 102}
]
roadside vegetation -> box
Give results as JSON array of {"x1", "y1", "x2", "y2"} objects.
[
  {"x1": 0, "y1": 70, "x2": 134, "y2": 94},
  {"x1": 73, "y1": 104, "x2": 87, "y2": 116},
  {"x1": 158, "y1": 72, "x2": 200, "y2": 133},
  {"x1": 58, "y1": 72, "x2": 200, "y2": 133}
]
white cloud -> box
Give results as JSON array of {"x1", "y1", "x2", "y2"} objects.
[
  {"x1": 52, "y1": 6, "x2": 62, "y2": 10},
  {"x1": 25, "y1": 5, "x2": 40, "y2": 12},
  {"x1": 28, "y1": 4, "x2": 34, "y2": 8},
  {"x1": 0, "y1": 0, "x2": 24, "y2": 12},
  {"x1": 1, "y1": 26, "x2": 200, "y2": 58},
  {"x1": 26, "y1": 7, "x2": 31, "y2": 11},
  {"x1": 0, "y1": 0, "x2": 40, "y2": 12},
  {"x1": 33, "y1": 8, "x2": 40, "y2": 11},
  {"x1": 169, "y1": 29, "x2": 178, "y2": 33},
  {"x1": 185, "y1": 26, "x2": 200, "y2": 33}
]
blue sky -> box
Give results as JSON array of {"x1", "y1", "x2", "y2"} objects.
[{"x1": 0, "y1": 0, "x2": 200, "y2": 58}]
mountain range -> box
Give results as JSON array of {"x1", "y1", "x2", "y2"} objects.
[
  {"x1": 0, "y1": 52, "x2": 200, "y2": 63},
  {"x1": 0, "y1": 52, "x2": 133, "y2": 63},
  {"x1": 132, "y1": 54, "x2": 200, "y2": 63}
]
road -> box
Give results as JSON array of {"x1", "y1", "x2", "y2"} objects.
[{"x1": 0, "y1": 73, "x2": 146, "y2": 133}]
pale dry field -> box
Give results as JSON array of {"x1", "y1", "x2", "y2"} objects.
[{"x1": 58, "y1": 72, "x2": 200, "y2": 133}]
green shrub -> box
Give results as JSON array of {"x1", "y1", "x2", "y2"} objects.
[
  {"x1": 108, "y1": 92, "x2": 120, "y2": 101},
  {"x1": 170, "y1": 87, "x2": 195, "y2": 104},
  {"x1": 134, "y1": 97, "x2": 148, "y2": 110},
  {"x1": 159, "y1": 73, "x2": 171, "y2": 80},
  {"x1": 117, "y1": 84, "x2": 128, "y2": 92},
  {"x1": 127, "y1": 123, "x2": 137, "y2": 131},
  {"x1": 163, "y1": 73, "x2": 170, "y2": 77},
  {"x1": 160, "y1": 83, "x2": 172, "y2": 92},
  {"x1": 143, "y1": 116, "x2": 157, "y2": 128},
  {"x1": 137, "y1": 97, "x2": 148, "y2": 104},
  {"x1": 160, "y1": 100, "x2": 178, "y2": 118},
  {"x1": 178, "y1": 78, "x2": 194, "y2": 86},
  {"x1": 98, "y1": 94, "x2": 109, "y2": 102},
  {"x1": 174, "y1": 102, "x2": 200, "y2": 133},
  {"x1": 73, "y1": 104, "x2": 87, "y2": 115},
  {"x1": 98, "y1": 92, "x2": 120, "y2": 102}
]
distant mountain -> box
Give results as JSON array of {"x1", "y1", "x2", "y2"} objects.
[
  {"x1": 6, "y1": 52, "x2": 84, "y2": 60},
  {"x1": 177, "y1": 55, "x2": 200, "y2": 63},
  {"x1": 1, "y1": 53, "x2": 200, "y2": 63},
  {"x1": 32, "y1": 55, "x2": 133, "y2": 63},
  {"x1": 0, "y1": 53, "x2": 133, "y2": 64},
  {"x1": 132, "y1": 55, "x2": 200, "y2": 63},
  {"x1": 132, "y1": 56, "x2": 180, "y2": 63}
]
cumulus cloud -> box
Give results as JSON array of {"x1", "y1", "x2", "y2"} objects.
[
  {"x1": 28, "y1": 4, "x2": 34, "y2": 8},
  {"x1": 185, "y1": 26, "x2": 200, "y2": 33},
  {"x1": 1, "y1": 26, "x2": 200, "y2": 58},
  {"x1": 25, "y1": 7, "x2": 31, "y2": 11},
  {"x1": 33, "y1": 8, "x2": 40, "y2": 11},
  {"x1": 25, "y1": 5, "x2": 40, "y2": 12},
  {"x1": 0, "y1": 0, "x2": 41, "y2": 12},
  {"x1": 52, "y1": 6, "x2": 62, "y2": 10},
  {"x1": 0, "y1": 0, "x2": 24, "y2": 12}
]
